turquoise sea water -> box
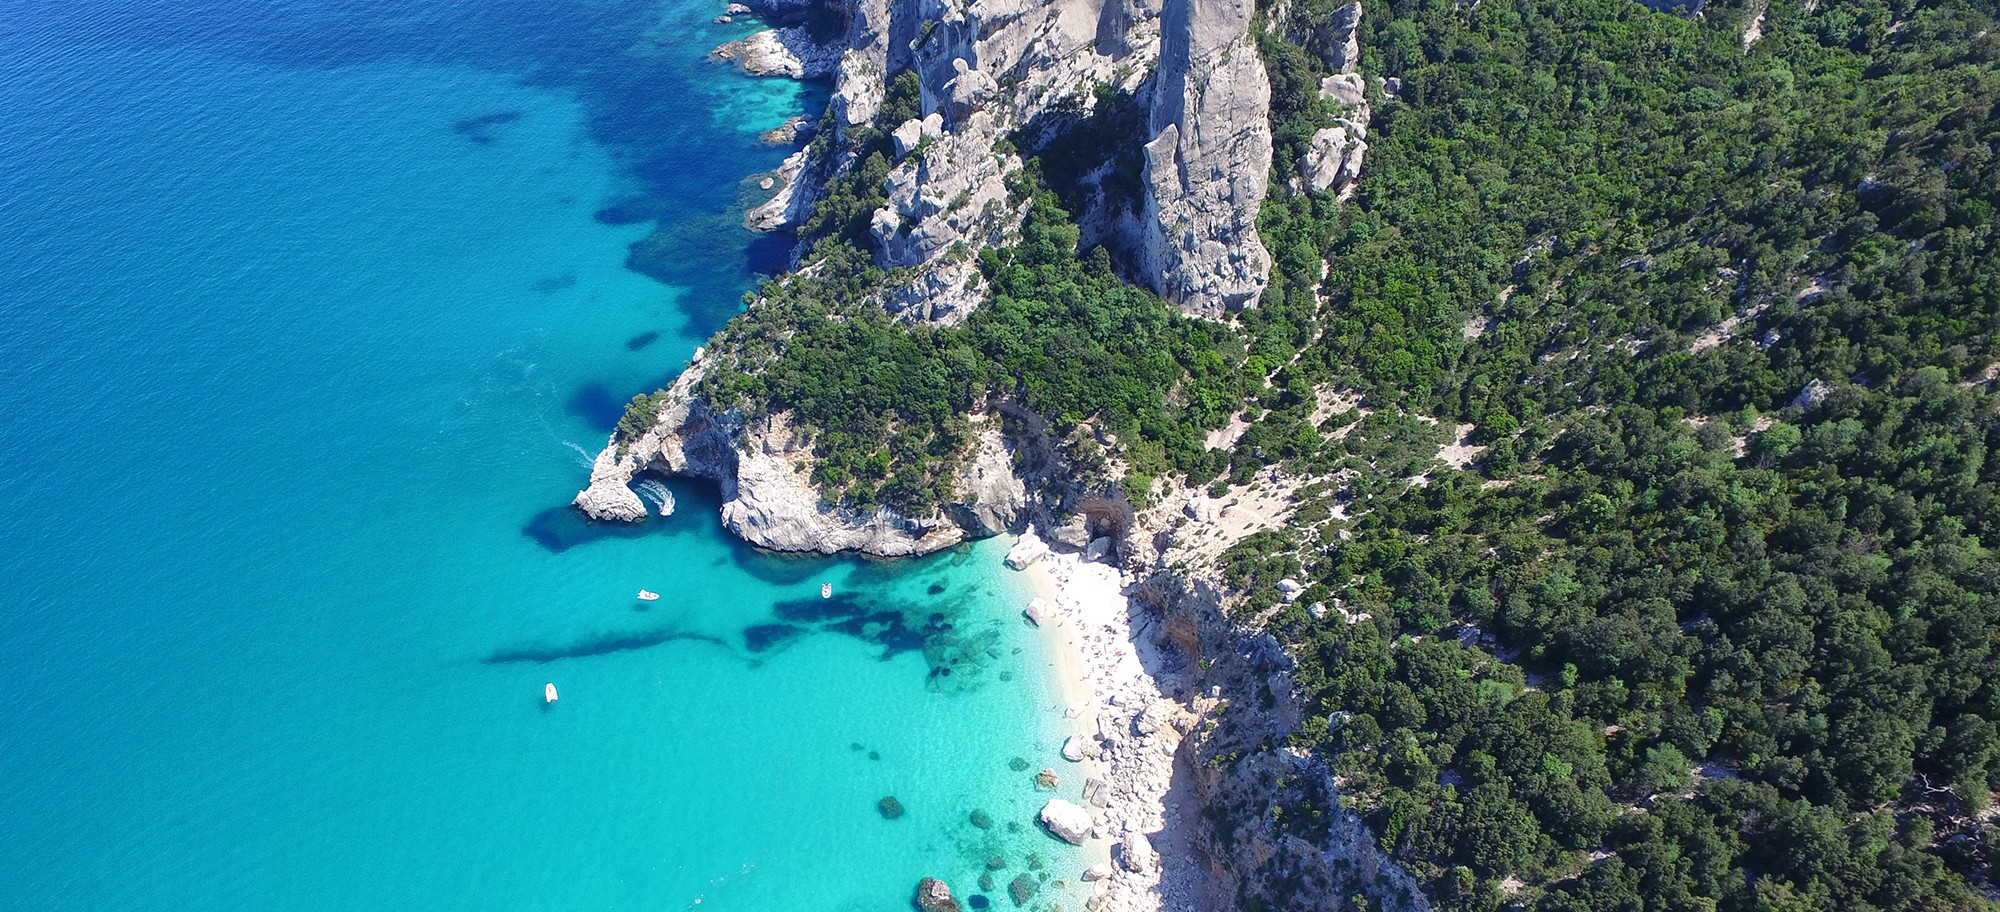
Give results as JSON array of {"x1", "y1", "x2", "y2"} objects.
[{"x1": 0, "y1": 1, "x2": 1083, "y2": 908}]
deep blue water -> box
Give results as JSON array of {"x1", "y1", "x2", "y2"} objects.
[{"x1": 0, "y1": 1, "x2": 1082, "y2": 908}]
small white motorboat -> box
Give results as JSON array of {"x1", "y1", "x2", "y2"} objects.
[
  {"x1": 821, "y1": 583, "x2": 832, "y2": 599},
  {"x1": 636, "y1": 589, "x2": 660, "y2": 601},
  {"x1": 545, "y1": 682, "x2": 559, "y2": 703}
]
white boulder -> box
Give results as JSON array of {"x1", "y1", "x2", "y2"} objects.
[
  {"x1": 1039, "y1": 799, "x2": 1094, "y2": 845},
  {"x1": 1005, "y1": 535, "x2": 1050, "y2": 570},
  {"x1": 1117, "y1": 831, "x2": 1156, "y2": 872},
  {"x1": 1320, "y1": 73, "x2": 1366, "y2": 106},
  {"x1": 1062, "y1": 734, "x2": 1093, "y2": 762},
  {"x1": 891, "y1": 118, "x2": 924, "y2": 159}
]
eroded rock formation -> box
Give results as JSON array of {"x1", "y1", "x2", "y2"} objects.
[{"x1": 571, "y1": 363, "x2": 1008, "y2": 556}]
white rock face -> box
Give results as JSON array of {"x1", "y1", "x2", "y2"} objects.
[
  {"x1": 1297, "y1": 6, "x2": 1370, "y2": 196},
  {"x1": 1301, "y1": 123, "x2": 1365, "y2": 194},
  {"x1": 872, "y1": 110, "x2": 1012, "y2": 278},
  {"x1": 1039, "y1": 799, "x2": 1095, "y2": 844},
  {"x1": 829, "y1": 51, "x2": 884, "y2": 133},
  {"x1": 745, "y1": 0, "x2": 1168, "y2": 322},
  {"x1": 721, "y1": 447, "x2": 963, "y2": 555},
  {"x1": 1139, "y1": 0, "x2": 1274, "y2": 318},
  {"x1": 1324, "y1": 1, "x2": 1362, "y2": 73},
  {"x1": 1793, "y1": 378, "x2": 1833, "y2": 410},
  {"x1": 949, "y1": 426, "x2": 1025, "y2": 534},
  {"x1": 1048, "y1": 515, "x2": 1092, "y2": 550},
  {"x1": 1082, "y1": 862, "x2": 1115, "y2": 882},
  {"x1": 574, "y1": 446, "x2": 649, "y2": 522}
]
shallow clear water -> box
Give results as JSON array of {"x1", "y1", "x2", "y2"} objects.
[{"x1": 0, "y1": 1, "x2": 1083, "y2": 908}]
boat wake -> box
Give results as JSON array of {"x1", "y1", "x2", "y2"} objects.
[{"x1": 635, "y1": 478, "x2": 675, "y2": 515}]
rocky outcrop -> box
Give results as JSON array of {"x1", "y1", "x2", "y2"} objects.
[
  {"x1": 718, "y1": 0, "x2": 1292, "y2": 323},
  {"x1": 711, "y1": 27, "x2": 843, "y2": 78},
  {"x1": 871, "y1": 111, "x2": 1012, "y2": 278},
  {"x1": 574, "y1": 445, "x2": 650, "y2": 522},
  {"x1": 1005, "y1": 533, "x2": 1051, "y2": 569},
  {"x1": 571, "y1": 365, "x2": 995, "y2": 557},
  {"x1": 1301, "y1": 116, "x2": 1366, "y2": 194},
  {"x1": 1093, "y1": 480, "x2": 1430, "y2": 912},
  {"x1": 1137, "y1": 0, "x2": 1274, "y2": 317},
  {"x1": 1118, "y1": 831, "x2": 1157, "y2": 873},
  {"x1": 1296, "y1": 3, "x2": 1369, "y2": 197},
  {"x1": 746, "y1": 146, "x2": 822, "y2": 231},
  {"x1": 949, "y1": 423, "x2": 1025, "y2": 534}
]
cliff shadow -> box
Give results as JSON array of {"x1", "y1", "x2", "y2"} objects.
[{"x1": 1007, "y1": 87, "x2": 1149, "y2": 281}]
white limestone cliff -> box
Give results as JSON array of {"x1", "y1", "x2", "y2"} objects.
[{"x1": 1136, "y1": 0, "x2": 1274, "y2": 317}]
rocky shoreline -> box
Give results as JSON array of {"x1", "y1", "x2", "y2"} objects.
[
  {"x1": 709, "y1": 26, "x2": 843, "y2": 79},
  {"x1": 1011, "y1": 535, "x2": 1216, "y2": 912}
]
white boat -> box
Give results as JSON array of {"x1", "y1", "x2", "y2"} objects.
[
  {"x1": 636, "y1": 589, "x2": 660, "y2": 601},
  {"x1": 544, "y1": 682, "x2": 558, "y2": 703},
  {"x1": 821, "y1": 583, "x2": 832, "y2": 599}
]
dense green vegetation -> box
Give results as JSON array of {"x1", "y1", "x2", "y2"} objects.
[{"x1": 1225, "y1": 0, "x2": 2000, "y2": 908}]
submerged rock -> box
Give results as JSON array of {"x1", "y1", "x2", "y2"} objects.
[
  {"x1": 916, "y1": 877, "x2": 962, "y2": 912},
  {"x1": 969, "y1": 808, "x2": 994, "y2": 829},
  {"x1": 1035, "y1": 768, "x2": 1061, "y2": 790},
  {"x1": 878, "y1": 796, "x2": 906, "y2": 819},
  {"x1": 1008, "y1": 873, "x2": 1039, "y2": 906}
]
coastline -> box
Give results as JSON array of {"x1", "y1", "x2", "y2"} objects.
[{"x1": 1009, "y1": 533, "x2": 1205, "y2": 912}]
